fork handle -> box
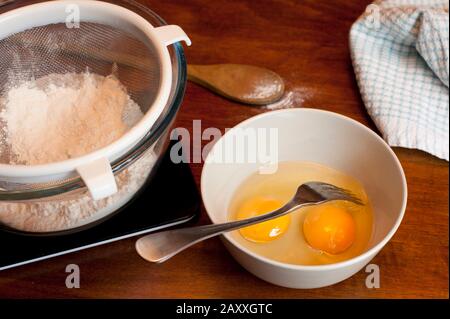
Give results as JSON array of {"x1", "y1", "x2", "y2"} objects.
[{"x1": 135, "y1": 201, "x2": 306, "y2": 263}]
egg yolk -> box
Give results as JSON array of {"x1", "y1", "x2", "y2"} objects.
[
  {"x1": 236, "y1": 197, "x2": 290, "y2": 243},
  {"x1": 303, "y1": 205, "x2": 356, "y2": 254}
]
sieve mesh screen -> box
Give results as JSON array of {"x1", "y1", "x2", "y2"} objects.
[{"x1": 0, "y1": 21, "x2": 161, "y2": 112}]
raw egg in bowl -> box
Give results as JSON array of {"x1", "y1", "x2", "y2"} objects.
[{"x1": 201, "y1": 108, "x2": 407, "y2": 289}]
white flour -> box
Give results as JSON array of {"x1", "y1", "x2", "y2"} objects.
[
  {"x1": 264, "y1": 87, "x2": 312, "y2": 110},
  {"x1": 0, "y1": 72, "x2": 154, "y2": 233},
  {"x1": 0, "y1": 72, "x2": 142, "y2": 164}
]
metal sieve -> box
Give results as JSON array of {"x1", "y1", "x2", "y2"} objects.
[{"x1": 0, "y1": 0, "x2": 191, "y2": 200}]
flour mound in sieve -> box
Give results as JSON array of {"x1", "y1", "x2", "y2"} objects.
[{"x1": 0, "y1": 72, "x2": 143, "y2": 165}]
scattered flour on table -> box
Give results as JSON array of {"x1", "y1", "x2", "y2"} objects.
[
  {"x1": 0, "y1": 72, "x2": 153, "y2": 233},
  {"x1": 264, "y1": 87, "x2": 312, "y2": 110}
]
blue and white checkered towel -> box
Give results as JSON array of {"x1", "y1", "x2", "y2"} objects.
[{"x1": 350, "y1": 0, "x2": 449, "y2": 160}]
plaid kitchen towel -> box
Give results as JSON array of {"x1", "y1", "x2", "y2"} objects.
[{"x1": 350, "y1": 0, "x2": 449, "y2": 160}]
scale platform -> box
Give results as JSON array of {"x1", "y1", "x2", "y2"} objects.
[{"x1": 0, "y1": 145, "x2": 201, "y2": 270}]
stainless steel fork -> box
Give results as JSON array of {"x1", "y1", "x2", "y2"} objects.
[{"x1": 136, "y1": 182, "x2": 363, "y2": 263}]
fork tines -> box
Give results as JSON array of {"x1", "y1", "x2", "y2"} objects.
[{"x1": 306, "y1": 182, "x2": 364, "y2": 205}]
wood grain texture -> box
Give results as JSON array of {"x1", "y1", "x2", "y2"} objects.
[{"x1": 0, "y1": 0, "x2": 448, "y2": 299}]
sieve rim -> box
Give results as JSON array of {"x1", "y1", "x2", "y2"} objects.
[{"x1": 0, "y1": 0, "x2": 181, "y2": 178}]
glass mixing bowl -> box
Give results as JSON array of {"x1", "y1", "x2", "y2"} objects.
[{"x1": 0, "y1": 0, "x2": 187, "y2": 234}]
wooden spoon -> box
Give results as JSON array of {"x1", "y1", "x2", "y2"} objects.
[{"x1": 187, "y1": 64, "x2": 285, "y2": 105}]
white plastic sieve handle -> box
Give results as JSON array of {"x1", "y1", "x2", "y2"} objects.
[
  {"x1": 76, "y1": 158, "x2": 118, "y2": 200},
  {"x1": 153, "y1": 25, "x2": 192, "y2": 47}
]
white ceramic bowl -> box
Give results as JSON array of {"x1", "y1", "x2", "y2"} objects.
[{"x1": 201, "y1": 108, "x2": 407, "y2": 289}]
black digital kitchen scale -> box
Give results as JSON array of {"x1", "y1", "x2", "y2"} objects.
[{"x1": 0, "y1": 144, "x2": 201, "y2": 270}]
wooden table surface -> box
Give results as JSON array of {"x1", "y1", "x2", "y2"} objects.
[{"x1": 1, "y1": 0, "x2": 448, "y2": 299}]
